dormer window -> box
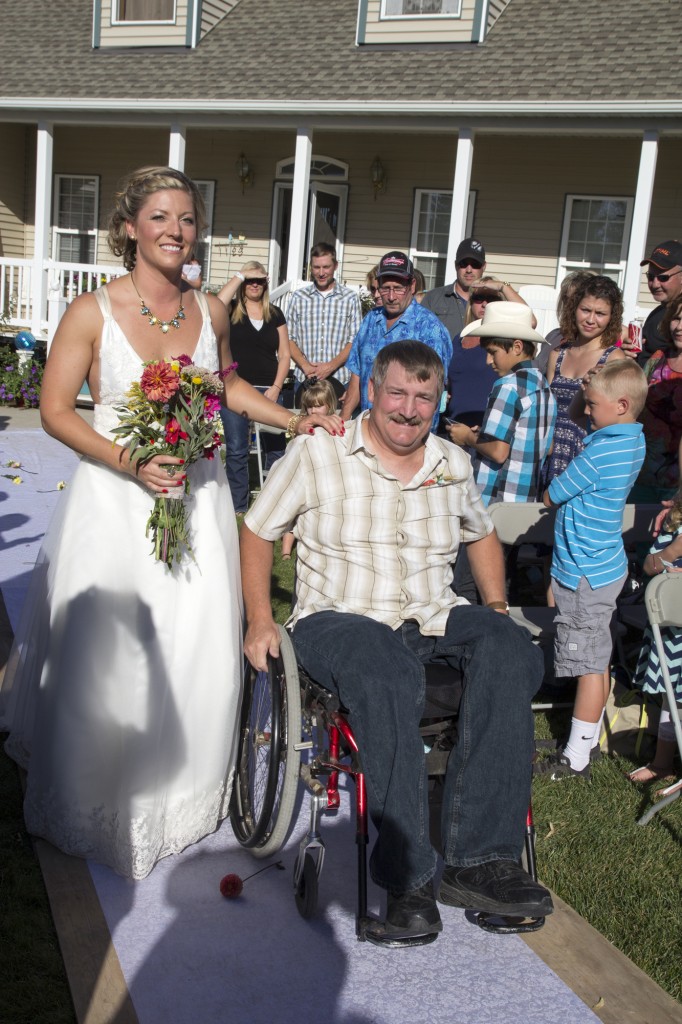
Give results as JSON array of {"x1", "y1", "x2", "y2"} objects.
[
  {"x1": 114, "y1": 0, "x2": 175, "y2": 22},
  {"x1": 357, "y1": 0, "x2": 493, "y2": 45},
  {"x1": 382, "y1": 0, "x2": 461, "y2": 17}
]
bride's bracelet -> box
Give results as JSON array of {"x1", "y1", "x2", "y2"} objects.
[{"x1": 285, "y1": 414, "x2": 304, "y2": 440}]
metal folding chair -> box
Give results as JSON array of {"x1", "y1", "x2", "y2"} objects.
[{"x1": 637, "y1": 572, "x2": 682, "y2": 825}]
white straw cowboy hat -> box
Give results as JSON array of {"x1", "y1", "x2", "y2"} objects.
[{"x1": 461, "y1": 301, "x2": 548, "y2": 352}]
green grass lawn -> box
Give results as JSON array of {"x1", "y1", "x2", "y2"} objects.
[{"x1": 1, "y1": 537, "x2": 680, "y2": 1020}]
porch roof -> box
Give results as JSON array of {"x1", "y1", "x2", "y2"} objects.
[{"x1": 1, "y1": 0, "x2": 681, "y2": 127}]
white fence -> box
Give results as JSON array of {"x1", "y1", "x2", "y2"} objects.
[{"x1": 0, "y1": 256, "x2": 125, "y2": 340}]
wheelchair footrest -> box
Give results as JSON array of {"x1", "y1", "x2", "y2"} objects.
[
  {"x1": 359, "y1": 916, "x2": 440, "y2": 948},
  {"x1": 475, "y1": 912, "x2": 545, "y2": 934}
]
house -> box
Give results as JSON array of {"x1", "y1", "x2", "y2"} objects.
[{"x1": 0, "y1": 0, "x2": 680, "y2": 339}]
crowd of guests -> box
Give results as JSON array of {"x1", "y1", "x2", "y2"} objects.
[{"x1": 215, "y1": 233, "x2": 681, "y2": 788}]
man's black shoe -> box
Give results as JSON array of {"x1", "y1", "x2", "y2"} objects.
[
  {"x1": 438, "y1": 860, "x2": 554, "y2": 917},
  {"x1": 365, "y1": 883, "x2": 442, "y2": 946}
]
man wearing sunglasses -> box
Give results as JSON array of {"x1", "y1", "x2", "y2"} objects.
[
  {"x1": 633, "y1": 240, "x2": 682, "y2": 365},
  {"x1": 422, "y1": 237, "x2": 528, "y2": 342}
]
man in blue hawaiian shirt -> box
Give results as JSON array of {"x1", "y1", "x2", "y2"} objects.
[{"x1": 342, "y1": 251, "x2": 452, "y2": 428}]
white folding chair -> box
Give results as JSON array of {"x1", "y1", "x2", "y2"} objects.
[
  {"x1": 518, "y1": 285, "x2": 560, "y2": 336},
  {"x1": 637, "y1": 573, "x2": 682, "y2": 825},
  {"x1": 250, "y1": 421, "x2": 289, "y2": 494}
]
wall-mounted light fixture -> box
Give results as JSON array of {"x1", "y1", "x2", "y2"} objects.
[
  {"x1": 235, "y1": 153, "x2": 254, "y2": 193},
  {"x1": 370, "y1": 156, "x2": 387, "y2": 199}
]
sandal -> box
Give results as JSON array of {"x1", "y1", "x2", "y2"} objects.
[{"x1": 626, "y1": 764, "x2": 676, "y2": 784}]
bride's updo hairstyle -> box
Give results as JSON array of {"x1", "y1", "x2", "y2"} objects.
[{"x1": 108, "y1": 166, "x2": 207, "y2": 272}]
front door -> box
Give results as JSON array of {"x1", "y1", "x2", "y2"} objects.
[{"x1": 270, "y1": 181, "x2": 348, "y2": 286}]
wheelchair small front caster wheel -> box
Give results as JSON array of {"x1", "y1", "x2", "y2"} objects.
[{"x1": 294, "y1": 852, "x2": 318, "y2": 919}]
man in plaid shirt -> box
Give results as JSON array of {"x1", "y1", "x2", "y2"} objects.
[
  {"x1": 242, "y1": 340, "x2": 552, "y2": 948},
  {"x1": 287, "y1": 241, "x2": 362, "y2": 400},
  {"x1": 448, "y1": 303, "x2": 556, "y2": 505}
]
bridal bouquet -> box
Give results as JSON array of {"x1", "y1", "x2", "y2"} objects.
[{"x1": 112, "y1": 354, "x2": 231, "y2": 568}]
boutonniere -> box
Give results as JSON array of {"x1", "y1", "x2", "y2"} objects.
[{"x1": 421, "y1": 472, "x2": 456, "y2": 488}]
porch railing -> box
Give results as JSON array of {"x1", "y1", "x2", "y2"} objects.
[
  {"x1": 0, "y1": 256, "x2": 125, "y2": 340},
  {"x1": 0, "y1": 257, "x2": 33, "y2": 330}
]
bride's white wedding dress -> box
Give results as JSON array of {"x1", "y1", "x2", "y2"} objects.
[{"x1": 0, "y1": 287, "x2": 242, "y2": 879}]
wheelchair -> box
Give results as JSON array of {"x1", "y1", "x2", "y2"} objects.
[{"x1": 229, "y1": 625, "x2": 545, "y2": 946}]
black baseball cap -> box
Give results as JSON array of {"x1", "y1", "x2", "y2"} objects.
[
  {"x1": 640, "y1": 240, "x2": 682, "y2": 270},
  {"x1": 456, "y1": 238, "x2": 486, "y2": 264},
  {"x1": 377, "y1": 250, "x2": 414, "y2": 281}
]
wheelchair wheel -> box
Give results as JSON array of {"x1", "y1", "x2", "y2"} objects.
[
  {"x1": 230, "y1": 626, "x2": 302, "y2": 857},
  {"x1": 294, "y1": 852, "x2": 319, "y2": 919}
]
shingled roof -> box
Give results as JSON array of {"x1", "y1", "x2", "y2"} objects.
[{"x1": 1, "y1": 0, "x2": 680, "y2": 113}]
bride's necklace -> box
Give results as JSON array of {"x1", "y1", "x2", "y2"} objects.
[{"x1": 131, "y1": 274, "x2": 185, "y2": 334}]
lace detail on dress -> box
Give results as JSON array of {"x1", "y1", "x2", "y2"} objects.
[{"x1": 25, "y1": 770, "x2": 234, "y2": 880}]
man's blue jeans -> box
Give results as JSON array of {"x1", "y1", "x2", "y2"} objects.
[{"x1": 292, "y1": 606, "x2": 542, "y2": 896}]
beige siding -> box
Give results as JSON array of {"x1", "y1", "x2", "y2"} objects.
[
  {"x1": 53, "y1": 126, "x2": 170, "y2": 265},
  {"x1": 363, "y1": 0, "x2": 477, "y2": 45},
  {"x1": 486, "y1": 0, "x2": 510, "y2": 30},
  {"x1": 200, "y1": 0, "x2": 239, "y2": 38},
  {"x1": 471, "y1": 134, "x2": 642, "y2": 291},
  {"x1": 99, "y1": 0, "x2": 188, "y2": 48},
  {"x1": 0, "y1": 125, "x2": 29, "y2": 259},
  {"x1": 186, "y1": 129, "x2": 294, "y2": 287}
]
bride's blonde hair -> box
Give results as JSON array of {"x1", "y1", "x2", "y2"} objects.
[{"x1": 107, "y1": 166, "x2": 207, "y2": 272}]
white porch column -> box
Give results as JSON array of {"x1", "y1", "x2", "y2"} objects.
[
  {"x1": 286, "y1": 126, "x2": 313, "y2": 283},
  {"x1": 445, "y1": 128, "x2": 475, "y2": 274},
  {"x1": 622, "y1": 130, "x2": 658, "y2": 322},
  {"x1": 32, "y1": 122, "x2": 53, "y2": 340},
  {"x1": 168, "y1": 124, "x2": 186, "y2": 171}
]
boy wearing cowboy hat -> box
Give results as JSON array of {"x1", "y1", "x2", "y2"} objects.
[{"x1": 447, "y1": 302, "x2": 556, "y2": 505}]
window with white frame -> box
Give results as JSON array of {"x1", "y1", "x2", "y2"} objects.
[
  {"x1": 193, "y1": 180, "x2": 215, "y2": 285},
  {"x1": 52, "y1": 175, "x2": 99, "y2": 265},
  {"x1": 558, "y1": 195, "x2": 634, "y2": 287},
  {"x1": 115, "y1": 0, "x2": 175, "y2": 22},
  {"x1": 382, "y1": 0, "x2": 461, "y2": 16},
  {"x1": 409, "y1": 189, "x2": 475, "y2": 289}
]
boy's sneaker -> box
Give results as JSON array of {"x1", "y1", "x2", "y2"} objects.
[
  {"x1": 534, "y1": 749, "x2": 591, "y2": 781},
  {"x1": 533, "y1": 739, "x2": 601, "y2": 769}
]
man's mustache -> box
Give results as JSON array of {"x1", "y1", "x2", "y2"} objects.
[{"x1": 388, "y1": 414, "x2": 423, "y2": 427}]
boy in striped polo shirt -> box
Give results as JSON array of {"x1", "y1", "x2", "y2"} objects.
[{"x1": 539, "y1": 360, "x2": 648, "y2": 779}]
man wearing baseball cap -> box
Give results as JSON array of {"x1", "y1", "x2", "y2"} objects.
[
  {"x1": 634, "y1": 240, "x2": 682, "y2": 364},
  {"x1": 342, "y1": 250, "x2": 452, "y2": 425},
  {"x1": 422, "y1": 237, "x2": 529, "y2": 342}
]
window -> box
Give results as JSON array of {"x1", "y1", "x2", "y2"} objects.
[
  {"x1": 194, "y1": 180, "x2": 215, "y2": 284},
  {"x1": 52, "y1": 175, "x2": 99, "y2": 265},
  {"x1": 382, "y1": 0, "x2": 461, "y2": 16},
  {"x1": 558, "y1": 196, "x2": 634, "y2": 286},
  {"x1": 409, "y1": 189, "x2": 475, "y2": 289},
  {"x1": 115, "y1": 0, "x2": 175, "y2": 22}
]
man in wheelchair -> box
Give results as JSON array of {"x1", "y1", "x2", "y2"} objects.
[{"x1": 240, "y1": 340, "x2": 553, "y2": 944}]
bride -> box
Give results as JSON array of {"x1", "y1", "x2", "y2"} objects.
[{"x1": 0, "y1": 166, "x2": 341, "y2": 879}]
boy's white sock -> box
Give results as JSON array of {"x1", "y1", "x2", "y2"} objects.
[
  {"x1": 563, "y1": 717, "x2": 599, "y2": 771},
  {"x1": 591, "y1": 709, "x2": 605, "y2": 752}
]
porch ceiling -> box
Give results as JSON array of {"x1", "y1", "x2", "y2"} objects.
[{"x1": 0, "y1": 0, "x2": 681, "y2": 120}]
